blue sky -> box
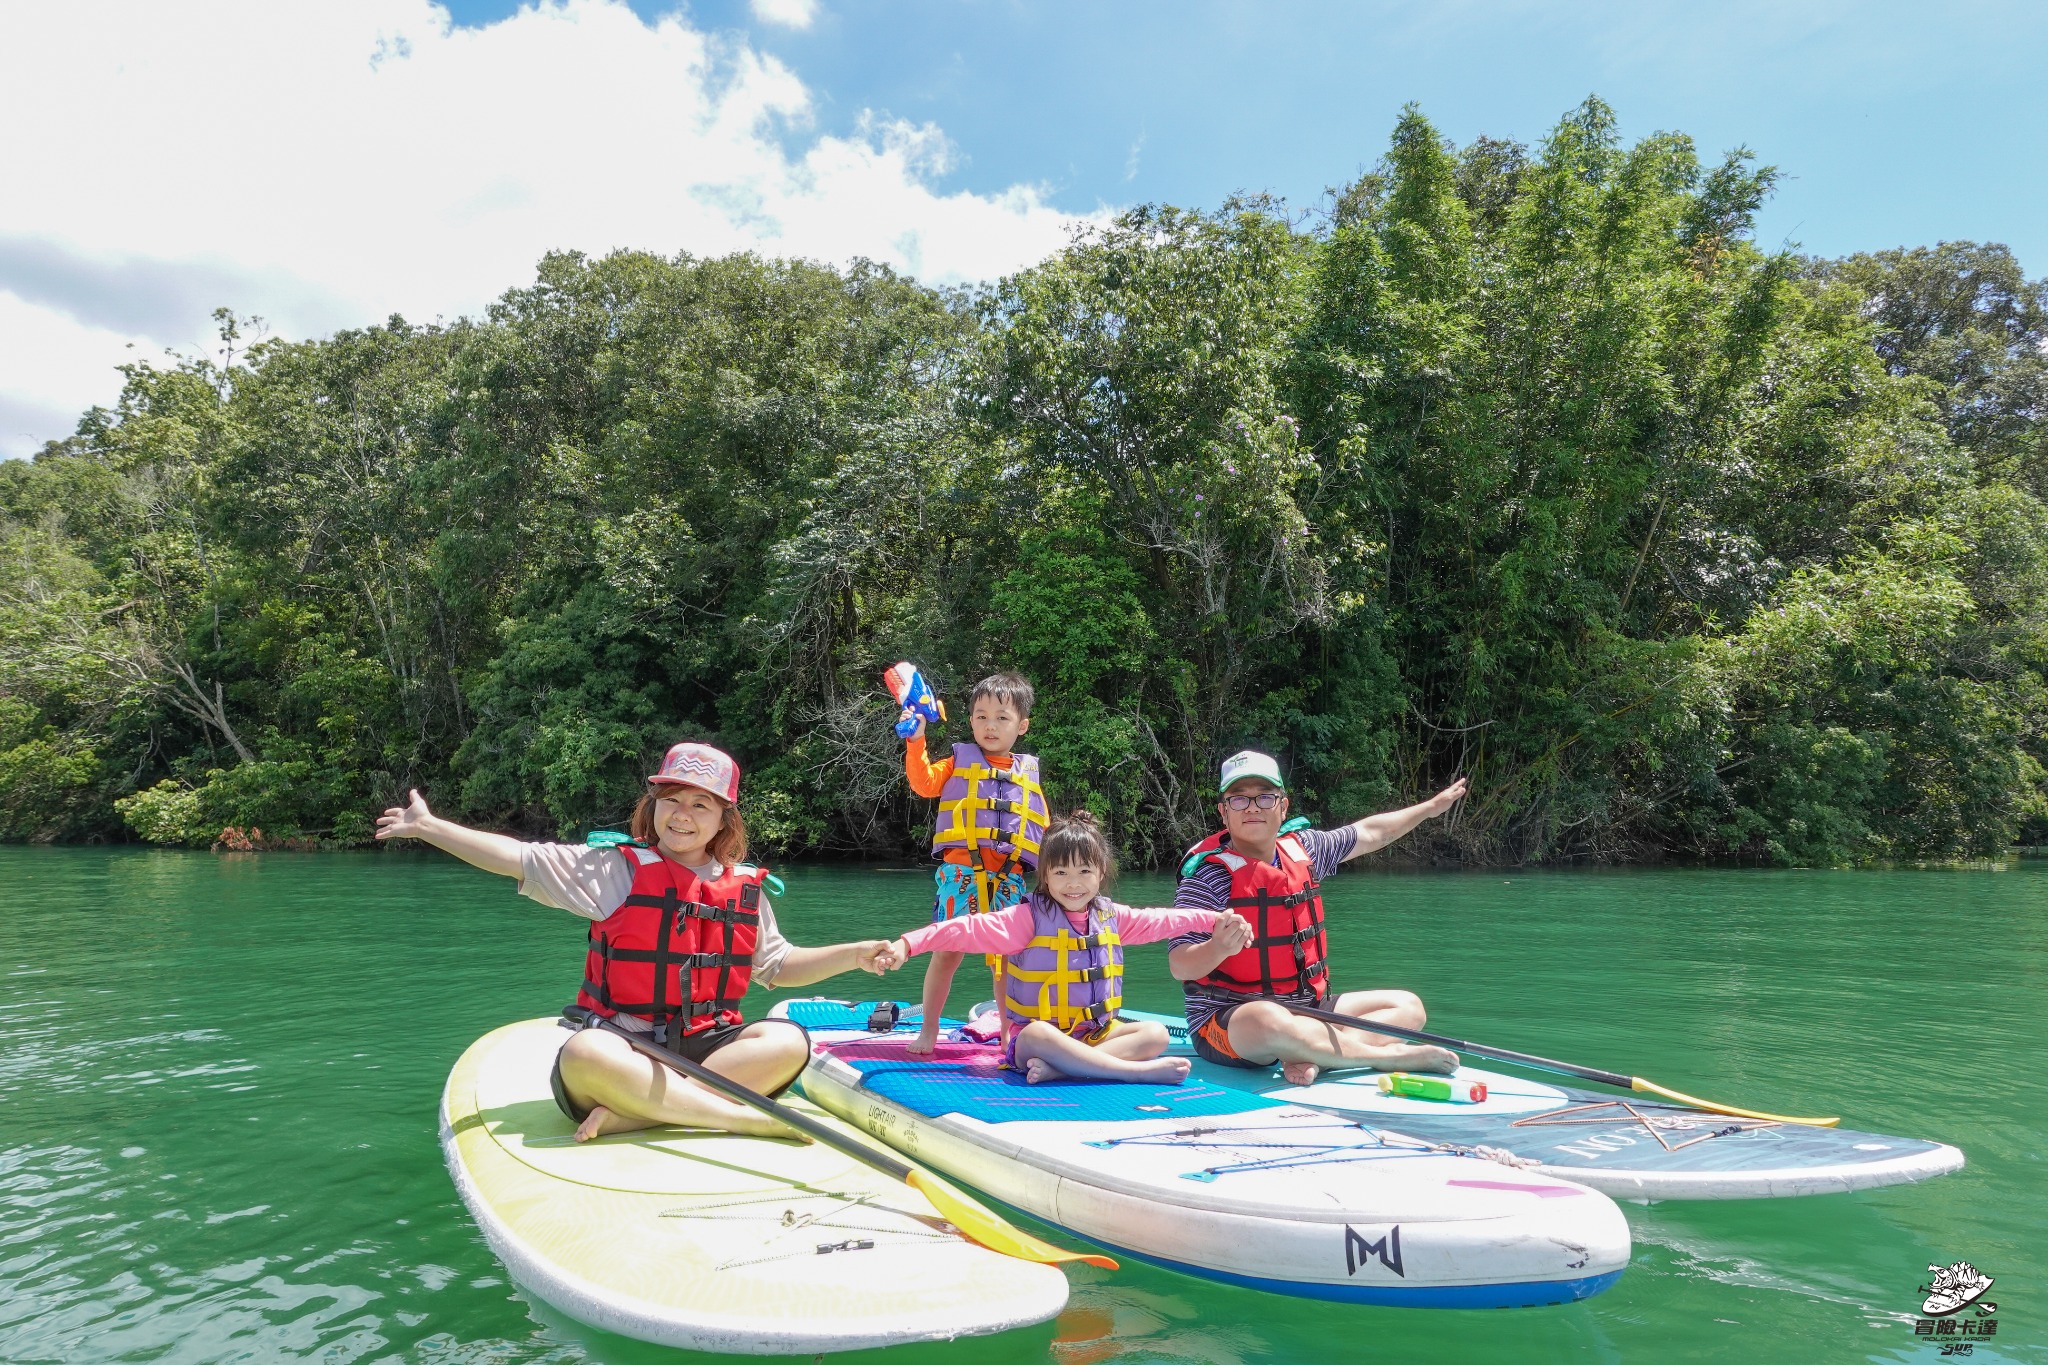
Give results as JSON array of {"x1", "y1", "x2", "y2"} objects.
[
  {"x1": 449, "y1": 0, "x2": 2047, "y2": 267},
  {"x1": 2, "y1": 1, "x2": 2042, "y2": 455}
]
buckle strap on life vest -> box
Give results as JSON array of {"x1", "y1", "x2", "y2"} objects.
[
  {"x1": 1004, "y1": 917, "x2": 1124, "y2": 1035},
  {"x1": 618, "y1": 893, "x2": 760, "y2": 924},
  {"x1": 1224, "y1": 888, "x2": 1317, "y2": 909},
  {"x1": 936, "y1": 753, "x2": 1048, "y2": 865},
  {"x1": 579, "y1": 951, "x2": 750, "y2": 982},
  {"x1": 1183, "y1": 828, "x2": 1328, "y2": 1002},
  {"x1": 1242, "y1": 922, "x2": 1323, "y2": 948},
  {"x1": 1208, "y1": 956, "x2": 1327, "y2": 983},
  {"x1": 592, "y1": 949, "x2": 750, "y2": 967},
  {"x1": 582, "y1": 953, "x2": 751, "y2": 1003}
]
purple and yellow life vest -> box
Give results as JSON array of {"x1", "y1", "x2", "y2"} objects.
[
  {"x1": 1001, "y1": 892, "x2": 1124, "y2": 1037},
  {"x1": 931, "y1": 744, "x2": 1048, "y2": 871}
]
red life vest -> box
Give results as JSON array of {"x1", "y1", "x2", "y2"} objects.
[
  {"x1": 1179, "y1": 830, "x2": 1328, "y2": 1001},
  {"x1": 574, "y1": 845, "x2": 764, "y2": 1037}
]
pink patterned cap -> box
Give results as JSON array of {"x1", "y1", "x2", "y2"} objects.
[{"x1": 649, "y1": 742, "x2": 741, "y2": 803}]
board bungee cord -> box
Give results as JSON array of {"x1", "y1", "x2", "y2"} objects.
[
  {"x1": 591, "y1": 1018, "x2": 1117, "y2": 1268},
  {"x1": 1274, "y1": 1002, "x2": 1841, "y2": 1127}
]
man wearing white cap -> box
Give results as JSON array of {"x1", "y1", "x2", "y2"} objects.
[{"x1": 1168, "y1": 750, "x2": 1468, "y2": 1086}]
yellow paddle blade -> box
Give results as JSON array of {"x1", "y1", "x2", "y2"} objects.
[
  {"x1": 906, "y1": 1169, "x2": 1118, "y2": 1269},
  {"x1": 1630, "y1": 1077, "x2": 1840, "y2": 1127}
]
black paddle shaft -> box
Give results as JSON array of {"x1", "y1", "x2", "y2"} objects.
[
  {"x1": 590, "y1": 1020, "x2": 916, "y2": 1181},
  {"x1": 1280, "y1": 1001, "x2": 1633, "y2": 1089}
]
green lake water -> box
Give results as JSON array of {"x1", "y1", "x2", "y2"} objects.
[{"x1": 2, "y1": 847, "x2": 2042, "y2": 1363}]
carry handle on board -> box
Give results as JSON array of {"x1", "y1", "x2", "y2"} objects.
[
  {"x1": 588, "y1": 1018, "x2": 1118, "y2": 1267},
  {"x1": 1278, "y1": 1001, "x2": 1840, "y2": 1127}
]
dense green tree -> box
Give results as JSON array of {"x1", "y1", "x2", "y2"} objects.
[
  {"x1": 1813, "y1": 243, "x2": 2048, "y2": 498},
  {"x1": 1, "y1": 103, "x2": 2041, "y2": 865}
]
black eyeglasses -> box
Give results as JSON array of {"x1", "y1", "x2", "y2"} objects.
[{"x1": 1221, "y1": 792, "x2": 1283, "y2": 812}]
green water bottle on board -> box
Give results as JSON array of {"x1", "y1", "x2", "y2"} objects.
[{"x1": 1378, "y1": 1072, "x2": 1487, "y2": 1104}]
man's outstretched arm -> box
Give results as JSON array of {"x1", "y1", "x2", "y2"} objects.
[{"x1": 1341, "y1": 778, "x2": 1468, "y2": 860}]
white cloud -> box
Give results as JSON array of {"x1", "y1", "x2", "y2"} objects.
[
  {"x1": 751, "y1": 0, "x2": 820, "y2": 31},
  {"x1": 0, "y1": 0, "x2": 1086, "y2": 456},
  {"x1": 0, "y1": 293, "x2": 153, "y2": 444}
]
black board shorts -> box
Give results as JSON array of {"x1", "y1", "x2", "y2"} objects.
[
  {"x1": 1190, "y1": 1003, "x2": 1271, "y2": 1069},
  {"x1": 549, "y1": 1016, "x2": 810, "y2": 1123}
]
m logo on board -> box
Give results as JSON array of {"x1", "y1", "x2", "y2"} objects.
[{"x1": 1344, "y1": 1224, "x2": 1404, "y2": 1278}]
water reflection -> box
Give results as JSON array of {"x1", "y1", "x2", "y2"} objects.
[{"x1": 1, "y1": 850, "x2": 2040, "y2": 1363}]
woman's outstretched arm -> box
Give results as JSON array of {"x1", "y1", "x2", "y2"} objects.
[
  {"x1": 768, "y1": 940, "x2": 892, "y2": 988},
  {"x1": 374, "y1": 789, "x2": 523, "y2": 879}
]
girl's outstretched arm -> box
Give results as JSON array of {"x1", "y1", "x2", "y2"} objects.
[
  {"x1": 374, "y1": 789, "x2": 523, "y2": 879},
  {"x1": 897, "y1": 904, "x2": 1037, "y2": 958}
]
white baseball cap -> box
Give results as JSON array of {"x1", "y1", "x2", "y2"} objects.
[
  {"x1": 1218, "y1": 749, "x2": 1286, "y2": 793},
  {"x1": 649, "y1": 742, "x2": 741, "y2": 803}
]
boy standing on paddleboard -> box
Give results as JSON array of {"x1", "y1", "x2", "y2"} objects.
[
  {"x1": 1167, "y1": 750, "x2": 1468, "y2": 1087},
  {"x1": 898, "y1": 672, "x2": 1049, "y2": 1055}
]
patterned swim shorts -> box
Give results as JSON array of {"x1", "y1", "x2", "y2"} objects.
[{"x1": 931, "y1": 862, "x2": 1029, "y2": 923}]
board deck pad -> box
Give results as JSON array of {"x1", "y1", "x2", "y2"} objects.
[
  {"x1": 783, "y1": 999, "x2": 960, "y2": 1033},
  {"x1": 1120, "y1": 1009, "x2": 1965, "y2": 1200},
  {"x1": 825, "y1": 1037, "x2": 1270, "y2": 1123},
  {"x1": 779, "y1": 999, "x2": 1633, "y2": 1309},
  {"x1": 440, "y1": 1018, "x2": 1068, "y2": 1353}
]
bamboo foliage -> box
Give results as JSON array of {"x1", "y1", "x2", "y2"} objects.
[{"x1": 2, "y1": 103, "x2": 2042, "y2": 864}]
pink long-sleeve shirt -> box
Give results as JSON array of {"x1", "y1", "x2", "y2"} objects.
[{"x1": 900, "y1": 900, "x2": 1220, "y2": 957}]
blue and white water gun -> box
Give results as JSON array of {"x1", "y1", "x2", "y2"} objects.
[{"x1": 882, "y1": 661, "x2": 946, "y2": 738}]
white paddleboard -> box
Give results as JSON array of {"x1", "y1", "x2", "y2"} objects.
[
  {"x1": 1122, "y1": 1008, "x2": 1967, "y2": 1201},
  {"x1": 440, "y1": 1018, "x2": 1068, "y2": 1353},
  {"x1": 777, "y1": 1000, "x2": 1631, "y2": 1308}
]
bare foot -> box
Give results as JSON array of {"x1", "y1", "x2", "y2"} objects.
[
  {"x1": 1023, "y1": 1057, "x2": 1062, "y2": 1084},
  {"x1": 573, "y1": 1105, "x2": 650, "y2": 1142},
  {"x1": 907, "y1": 1025, "x2": 940, "y2": 1056},
  {"x1": 699, "y1": 1105, "x2": 817, "y2": 1143},
  {"x1": 1136, "y1": 1057, "x2": 1192, "y2": 1084},
  {"x1": 1384, "y1": 1044, "x2": 1460, "y2": 1074},
  {"x1": 575, "y1": 1104, "x2": 811, "y2": 1143},
  {"x1": 1281, "y1": 1060, "x2": 1321, "y2": 1087},
  {"x1": 751, "y1": 1114, "x2": 816, "y2": 1143}
]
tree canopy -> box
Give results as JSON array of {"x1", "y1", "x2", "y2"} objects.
[{"x1": 5, "y1": 100, "x2": 2043, "y2": 866}]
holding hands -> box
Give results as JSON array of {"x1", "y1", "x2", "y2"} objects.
[
  {"x1": 866, "y1": 937, "x2": 911, "y2": 974},
  {"x1": 851, "y1": 940, "x2": 895, "y2": 974},
  {"x1": 1211, "y1": 909, "x2": 1254, "y2": 955}
]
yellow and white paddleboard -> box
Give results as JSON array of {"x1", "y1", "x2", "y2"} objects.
[{"x1": 439, "y1": 1018, "x2": 1069, "y2": 1354}]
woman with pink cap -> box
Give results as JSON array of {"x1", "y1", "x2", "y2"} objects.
[{"x1": 375, "y1": 741, "x2": 887, "y2": 1142}]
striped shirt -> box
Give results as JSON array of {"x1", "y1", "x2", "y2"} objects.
[{"x1": 1170, "y1": 826, "x2": 1355, "y2": 1036}]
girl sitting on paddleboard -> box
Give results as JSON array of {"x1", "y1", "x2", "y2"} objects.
[
  {"x1": 375, "y1": 741, "x2": 889, "y2": 1142},
  {"x1": 873, "y1": 811, "x2": 1254, "y2": 1084}
]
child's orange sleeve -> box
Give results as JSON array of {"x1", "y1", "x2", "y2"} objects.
[{"x1": 904, "y1": 734, "x2": 953, "y2": 798}]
